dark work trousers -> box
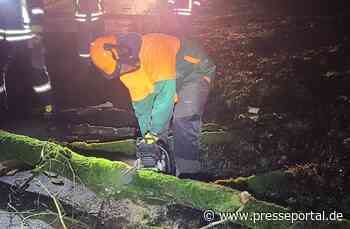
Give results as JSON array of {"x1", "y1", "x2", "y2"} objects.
[
  {"x1": 28, "y1": 36, "x2": 52, "y2": 106},
  {"x1": 173, "y1": 76, "x2": 210, "y2": 175},
  {"x1": 0, "y1": 37, "x2": 52, "y2": 112},
  {"x1": 0, "y1": 0, "x2": 31, "y2": 112},
  {"x1": 171, "y1": 38, "x2": 215, "y2": 176},
  {"x1": 0, "y1": 42, "x2": 24, "y2": 112},
  {"x1": 76, "y1": 18, "x2": 105, "y2": 106},
  {"x1": 75, "y1": 0, "x2": 105, "y2": 66},
  {"x1": 0, "y1": 42, "x2": 11, "y2": 112},
  {"x1": 76, "y1": 19, "x2": 105, "y2": 66}
]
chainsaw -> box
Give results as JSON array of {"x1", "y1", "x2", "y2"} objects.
[{"x1": 134, "y1": 138, "x2": 175, "y2": 175}]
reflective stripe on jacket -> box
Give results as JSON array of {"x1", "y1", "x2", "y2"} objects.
[
  {"x1": 28, "y1": 0, "x2": 45, "y2": 26},
  {"x1": 0, "y1": 0, "x2": 34, "y2": 41},
  {"x1": 74, "y1": 0, "x2": 105, "y2": 22},
  {"x1": 168, "y1": 0, "x2": 201, "y2": 16}
]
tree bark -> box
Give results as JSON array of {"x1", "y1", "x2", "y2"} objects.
[
  {"x1": 215, "y1": 169, "x2": 350, "y2": 220},
  {"x1": 0, "y1": 130, "x2": 348, "y2": 229},
  {"x1": 215, "y1": 170, "x2": 294, "y2": 197},
  {"x1": 68, "y1": 131, "x2": 235, "y2": 156}
]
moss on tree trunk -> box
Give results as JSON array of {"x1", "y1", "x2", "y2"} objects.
[
  {"x1": 215, "y1": 169, "x2": 350, "y2": 220},
  {"x1": 0, "y1": 130, "x2": 348, "y2": 229},
  {"x1": 215, "y1": 170, "x2": 293, "y2": 197},
  {"x1": 68, "y1": 131, "x2": 235, "y2": 155}
]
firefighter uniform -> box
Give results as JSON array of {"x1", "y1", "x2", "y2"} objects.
[
  {"x1": 0, "y1": 0, "x2": 33, "y2": 42},
  {"x1": 165, "y1": 0, "x2": 202, "y2": 36},
  {"x1": 74, "y1": 0, "x2": 105, "y2": 64},
  {"x1": 167, "y1": 0, "x2": 202, "y2": 16},
  {"x1": 0, "y1": 0, "x2": 52, "y2": 111},
  {"x1": 90, "y1": 33, "x2": 216, "y2": 176},
  {"x1": 28, "y1": 0, "x2": 45, "y2": 25}
]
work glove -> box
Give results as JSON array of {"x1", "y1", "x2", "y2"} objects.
[
  {"x1": 135, "y1": 133, "x2": 175, "y2": 174},
  {"x1": 43, "y1": 104, "x2": 54, "y2": 121},
  {"x1": 45, "y1": 104, "x2": 53, "y2": 113},
  {"x1": 144, "y1": 132, "x2": 159, "y2": 145}
]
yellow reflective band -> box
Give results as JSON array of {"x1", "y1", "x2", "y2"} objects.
[
  {"x1": 6, "y1": 34, "x2": 35, "y2": 41},
  {"x1": 75, "y1": 18, "x2": 87, "y2": 22},
  {"x1": 91, "y1": 12, "x2": 104, "y2": 17},
  {"x1": 0, "y1": 84, "x2": 5, "y2": 93},
  {"x1": 79, "y1": 53, "x2": 91, "y2": 58},
  {"x1": 22, "y1": 6, "x2": 30, "y2": 24},
  {"x1": 33, "y1": 81, "x2": 52, "y2": 93},
  {"x1": 75, "y1": 13, "x2": 88, "y2": 18},
  {"x1": 175, "y1": 8, "x2": 192, "y2": 12},
  {"x1": 31, "y1": 8, "x2": 45, "y2": 15},
  {"x1": 177, "y1": 12, "x2": 191, "y2": 16},
  {"x1": 5, "y1": 29, "x2": 32, "y2": 34}
]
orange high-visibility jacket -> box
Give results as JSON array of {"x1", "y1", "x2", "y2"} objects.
[{"x1": 91, "y1": 33, "x2": 216, "y2": 136}]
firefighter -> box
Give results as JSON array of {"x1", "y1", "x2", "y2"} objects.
[
  {"x1": 167, "y1": 0, "x2": 202, "y2": 16},
  {"x1": 0, "y1": 0, "x2": 53, "y2": 114},
  {"x1": 74, "y1": 0, "x2": 105, "y2": 64},
  {"x1": 90, "y1": 33, "x2": 216, "y2": 178},
  {"x1": 164, "y1": 0, "x2": 202, "y2": 36}
]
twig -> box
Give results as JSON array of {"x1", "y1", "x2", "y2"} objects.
[
  {"x1": 35, "y1": 179, "x2": 68, "y2": 229},
  {"x1": 200, "y1": 219, "x2": 231, "y2": 229}
]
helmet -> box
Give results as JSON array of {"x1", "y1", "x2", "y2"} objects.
[
  {"x1": 90, "y1": 35, "x2": 119, "y2": 79},
  {"x1": 90, "y1": 33, "x2": 141, "y2": 79}
]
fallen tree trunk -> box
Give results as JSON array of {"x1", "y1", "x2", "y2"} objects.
[
  {"x1": 0, "y1": 130, "x2": 348, "y2": 229},
  {"x1": 68, "y1": 131, "x2": 236, "y2": 156},
  {"x1": 215, "y1": 168, "x2": 350, "y2": 219},
  {"x1": 215, "y1": 170, "x2": 295, "y2": 197}
]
